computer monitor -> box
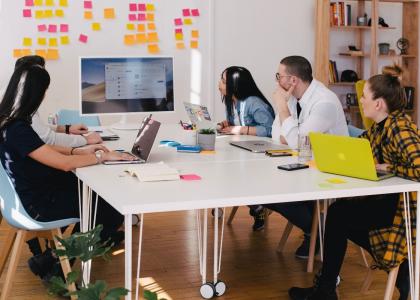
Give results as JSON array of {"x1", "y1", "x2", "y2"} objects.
[{"x1": 80, "y1": 56, "x2": 174, "y2": 130}]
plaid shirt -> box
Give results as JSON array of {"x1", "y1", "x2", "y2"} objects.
[{"x1": 360, "y1": 111, "x2": 419, "y2": 270}]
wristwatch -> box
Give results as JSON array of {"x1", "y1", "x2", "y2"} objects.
[
  {"x1": 95, "y1": 150, "x2": 103, "y2": 164},
  {"x1": 65, "y1": 124, "x2": 71, "y2": 134}
]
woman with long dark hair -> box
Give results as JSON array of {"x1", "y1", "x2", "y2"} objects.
[{"x1": 218, "y1": 66, "x2": 275, "y2": 137}]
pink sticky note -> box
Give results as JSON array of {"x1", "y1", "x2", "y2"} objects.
[
  {"x1": 48, "y1": 24, "x2": 57, "y2": 33},
  {"x1": 129, "y1": 3, "x2": 137, "y2": 11},
  {"x1": 23, "y1": 9, "x2": 32, "y2": 17},
  {"x1": 174, "y1": 18, "x2": 183, "y2": 26},
  {"x1": 25, "y1": 0, "x2": 34, "y2": 6},
  {"x1": 138, "y1": 13, "x2": 146, "y2": 21},
  {"x1": 38, "y1": 24, "x2": 47, "y2": 32},
  {"x1": 180, "y1": 174, "x2": 202, "y2": 181},
  {"x1": 175, "y1": 28, "x2": 183, "y2": 34},
  {"x1": 191, "y1": 9, "x2": 200, "y2": 17},
  {"x1": 60, "y1": 24, "x2": 68, "y2": 32},
  {"x1": 128, "y1": 14, "x2": 137, "y2": 21},
  {"x1": 138, "y1": 4, "x2": 146, "y2": 11},
  {"x1": 79, "y1": 34, "x2": 88, "y2": 43},
  {"x1": 84, "y1": 1, "x2": 92, "y2": 9},
  {"x1": 182, "y1": 9, "x2": 190, "y2": 17}
]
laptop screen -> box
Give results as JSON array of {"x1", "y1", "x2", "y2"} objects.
[{"x1": 131, "y1": 115, "x2": 161, "y2": 161}]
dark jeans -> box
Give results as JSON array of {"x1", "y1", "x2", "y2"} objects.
[
  {"x1": 264, "y1": 201, "x2": 314, "y2": 234},
  {"x1": 320, "y1": 193, "x2": 399, "y2": 282}
]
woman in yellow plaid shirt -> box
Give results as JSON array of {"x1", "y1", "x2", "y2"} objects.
[{"x1": 289, "y1": 64, "x2": 419, "y2": 300}]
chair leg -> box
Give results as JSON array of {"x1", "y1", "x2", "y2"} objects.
[
  {"x1": 52, "y1": 229, "x2": 77, "y2": 299},
  {"x1": 277, "y1": 221, "x2": 293, "y2": 253},
  {"x1": 0, "y1": 230, "x2": 26, "y2": 300},
  {"x1": 227, "y1": 206, "x2": 239, "y2": 225},
  {"x1": 384, "y1": 266, "x2": 399, "y2": 300},
  {"x1": 307, "y1": 203, "x2": 319, "y2": 273},
  {"x1": 0, "y1": 222, "x2": 17, "y2": 276},
  {"x1": 360, "y1": 247, "x2": 370, "y2": 268},
  {"x1": 360, "y1": 268, "x2": 374, "y2": 294}
]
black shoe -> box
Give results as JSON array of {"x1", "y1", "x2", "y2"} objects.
[
  {"x1": 250, "y1": 207, "x2": 265, "y2": 231},
  {"x1": 289, "y1": 273, "x2": 338, "y2": 300},
  {"x1": 107, "y1": 230, "x2": 125, "y2": 248},
  {"x1": 396, "y1": 260, "x2": 409, "y2": 300},
  {"x1": 295, "y1": 234, "x2": 320, "y2": 259}
]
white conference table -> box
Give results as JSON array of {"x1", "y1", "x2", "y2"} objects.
[{"x1": 75, "y1": 124, "x2": 420, "y2": 300}]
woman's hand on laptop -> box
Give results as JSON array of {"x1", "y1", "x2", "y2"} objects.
[
  {"x1": 220, "y1": 125, "x2": 242, "y2": 135},
  {"x1": 72, "y1": 144, "x2": 110, "y2": 155},
  {"x1": 376, "y1": 163, "x2": 390, "y2": 172},
  {"x1": 103, "y1": 151, "x2": 137, "y2": 162},
  {"x1": 83, "y1": 132, "x2": 103, "y2": 145}
]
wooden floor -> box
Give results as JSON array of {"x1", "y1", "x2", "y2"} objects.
[{"x1": 0, "y1": 208, "x2": 397, "y2": 299}]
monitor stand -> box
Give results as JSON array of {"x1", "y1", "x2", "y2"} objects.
[{"x1": 111, "y1": 115, "x2": 139, "y2": 131}]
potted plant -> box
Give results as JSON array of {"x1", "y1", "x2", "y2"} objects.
[{"x1": 197, "y1": 128, "x2": 216, "y2": 151}]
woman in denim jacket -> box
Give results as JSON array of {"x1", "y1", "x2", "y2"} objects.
[{"x1": 218, "y1": 66, "x2": 275, "y2": 137}]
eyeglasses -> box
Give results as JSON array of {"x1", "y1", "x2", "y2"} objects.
[{"x1": 275, "y1": 73, "x2": 292, "y2": 81}]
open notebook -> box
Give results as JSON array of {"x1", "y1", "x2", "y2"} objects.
[{"x1": 125, "y1": 162, "x2": 180, "y2": 182}]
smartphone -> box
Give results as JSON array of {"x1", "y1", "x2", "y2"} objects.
[
  {"x1": 266, "y1": 152, "x2": 292, "y2": 157},
  {"x1": 277, "y1": 163, "x2": 309, "y2": 171}
]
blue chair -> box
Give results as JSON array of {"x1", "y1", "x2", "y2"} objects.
[
  {"x1": 57, "y1": 109, "x2": 100, "y2": 126},
  {"x1": 0, "y1": 163, "x2": 79, "y2": 299},
  {"x1": 348, "y1": 124, "x2": 365, "y2": 137}
]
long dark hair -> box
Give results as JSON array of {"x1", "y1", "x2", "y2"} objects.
[
  {"x1": 0, "y1": 64, "x2": 50, "y2": 131},
  {"x1": 221, "y1": 66, "x2": 274, "y2": 120}
]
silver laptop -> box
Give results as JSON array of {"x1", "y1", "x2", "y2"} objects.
[
  {"x1": 230, "y1": 140, "x2": 290, "y2": 153},
  {"x1": 103, "y1": 115, "x2": 161, "y2": 165}
]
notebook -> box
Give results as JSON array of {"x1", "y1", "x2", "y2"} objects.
[
  {"x1": 88, "y1": 126, "x2": 119, "y2": 140},
  {"x1": 309, "y1": 132, "x2": 394, "y2": 181},
  {"x1": 125, "y1": 162, "x2": 180, "y2": 182},
  {"x1": 103, "y1": 115, "x2": 160, "y2": 165},
  {"x1": 229, "y1": 140, "x2": 290, "y2": 153}
]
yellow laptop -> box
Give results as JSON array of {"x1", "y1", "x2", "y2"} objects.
[{"x1": 309, "y1": 132, "x2": 394, "y2": 181}]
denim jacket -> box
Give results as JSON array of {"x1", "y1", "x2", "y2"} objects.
[{"x1": 227, "y1": 96, "x2": 274, "y2": 137}]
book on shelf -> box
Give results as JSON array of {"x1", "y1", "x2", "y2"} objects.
[
  {"x1": 330, "y1": 2, "x2": 351, "y2": 26},
  {"x1": 125, "y1": 162, "x2": 180, "y2": 182},
  {"x1": 329, "y1": 60, "x2": 339, "y2": 83}
]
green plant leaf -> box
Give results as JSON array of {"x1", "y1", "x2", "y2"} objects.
[
  {"x1": 66, "y1": 270, "x2": 80, "y2": 284},
  {"x1": 103, "y1": 288, "x2": 129, "y2": 300},
  {"x1": 76, "y1": 280, "x2": 107, "y2": 300},
  {"x1": 48, "y1": 276, "x2": 68, "y2": 296},
  {"x1": 144, "y1": 290, "x2": 158, "y2": 300},
  {"x1": 199, "y1": 128, "x2": 215, "y2": 134}
]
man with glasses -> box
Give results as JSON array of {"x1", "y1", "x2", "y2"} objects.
[{"x1": 267, "y1": 56, "x2": 348, "y2": 259}]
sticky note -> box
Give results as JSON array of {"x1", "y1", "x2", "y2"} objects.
[
  {"x1": 190, "y1": 40, "x2": 198, "y2": 49},
  {"x1": 35, "y1": 49, "x2": 47, "y2": 58},
  {"x1": 147, "y1": 44, "x2": 159, "y2": 54},
  {"x1": 34, "y1": 0, "x2": 43, "y2": 6},
  {"x1": 45, "y1": 0, "x2": 54, "y2": 6},
  {"x1": 104, "y1": 8, "x2": 115, "y2": 19},
  {"x1": 13, "y1": 49, "x2": 23, "y2": 58},
  {"x1": 176, "y1": 42, "x2": 185, "y2": 50},
  {"x1": 326, "y1": 178, "x2": 347, "y2": 184},
  {"x1": 128, "y1": 14, "x2": 137, "y2": 21},
  {"x1": 136, "y1": 33, "x2": 147, "y2": 44},
  {"x1": 48, "y1": 24, "x2": 57, "y2": 33},
  {"x1": 60, "y1": 36, "x2": 69, "y2": 45},
  {"x1": 191, "y1": 9, "x2": 200, "y2": 17},
  {"x1": 44, "y1": 10, "x2": 53, "y2": 18},
  {"x1": 92, "y1": 22, "x2": 101, "y2": 31},
  {"x1": 138, "y1": 4, "x2": 146, "y2": 11},
  {"x1": 79, "y1": 34, "x2": 88, "y2": 43},
  {"x1": 25, "y1": 0, "x2": 34, "y2": 6},
  {"x1": 180, "y1": 174, "x2": 201, "y2": 181},
  {"x1": 184, "y1": 18, "x2": 192, "y2": 25},
  {"x1": 124, "y1": 34, "x2": 136, "y2": 45},
  {"x1": 174, "y1": 18, "x2": 182, "y2": 26},
  {"x1": 23, "y1": 9, "x2": 32, "y2": 18},
  {"x1": 46, "y1": 49, "x2": 59, "y2": 60},
  {"x1": 129, "y1": 3, "x2": 137, "y2": 11},
  {"x1": 84, "y1": 11, "x2": 93, "y2": 19},
  {"x1": 138, "y1": 13, "x2": 146, "y2": 21},
  {"x1": 59, "y1": 0, "x2": 68, "y2": 7},
  {"x1": 126, "y1": 23, "x2": 135, "y2": 30},
  {"x1": 38, "y1": 24, "x2": 47, "y2": 32},
  {"x1": 23, "y1": 37, "x2": 32, "y2": 47},
  {"x1": 38, "y1": 37, "x2": 47, "y2": 45},
  {"x1": 182, "y1": 9, "x2": 190, "y2": 17},
  {"x1": 200, "y1": 150, "x2": 215, "y2": 155},
  {"x1": 175, "y1": 33, "x2": 183, "y2": 41},
  {"x1": 147, "y1": 23, "x2": 156, "y2": 30},
  {"x1": 306, "y1": 160, "x2": 317, "y2": 169},
  {"x1": 84, "y1": 1, "x2": 92, "y2": 9},
  {"x1": 191, "y1": 30, "x2": 199, "y2": 38},
  {"x1": 49, "y1": 38, "x2": 58, "y2": 47},
  {"x1": 146, "y1": 13, "x2": 154, "y2": 21},
  {"x1": 55, "y1": 9, "x2": 64, "y2": 17},
  {"x1": 60, "y1": 24, "x2": 68, "y2": 32},
  {"x1": 146, "y1": 3, "x2": 154, "y2": 11},
  {"x1": 137, "y1": 23, "x2": 146, "y2": 32},
  {"x1": 35, "y1": 10, "x2": 44, "y2": 18},
  {"x1": 147, "y1": 32, "x2": 158, "y2": 43}
]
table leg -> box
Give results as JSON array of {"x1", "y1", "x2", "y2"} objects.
[
  {"x1": 135, "y1": 214, "x2": 144, "y2": 300},
  {"x1": 125, "y1": 214, "x2": 132, "y2": 300},
  {"x1": 80, "y1": 182, "x2": 91, "y2": 286},
  {"x1": 415, "y1": 189, "x2": 419, "y2": 300}
]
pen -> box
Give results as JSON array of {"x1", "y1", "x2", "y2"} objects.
[{"x1": 114, "y1": 149, "x2": 125, "y2": 152}]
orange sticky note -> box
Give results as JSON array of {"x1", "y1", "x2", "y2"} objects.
[
  {"x1": 124, "y1": 34, "x2": 136, "y2": 45},
  {"x1": 13, "y1": 49, "x2": 23, "y2": 58},
  {"x1": 136, "y1": 33, "x2": 147, "y2": 44},
  {"x1": 46, "y1": 49, "x2": 59, "y2": 60},
  {"x1": 176, "y1": 42, "x2": 185, "y2": 50},
  {"x1": 49, "y1": 38, "x2": 58, "y2": 47},
  {"x1": 55, "y1": 9, "x2": 64, "y2": 17},
  {"x1": 35, "y1": 49, "x2": 47, "y2": 58},
  {"x1": 84, "y1": 11, "x2": 93, "y2": 19},
  {"x1": 147, "y1": 32, "x2": 158, "y2": 43},
  {"x1": 45, "y1": 0, "x2": 54, "y2": 6},
  {"x1": 147, "y1": 23, "x2": 156, "y2": 31},
  {"x1": 92, "y1": 22, "x2": 101, "y2": 31},
  {"x1": 184, "y1": 18, "x2": 192, "y2": 25},
  {"x1": 190, "y1": 40, "x2": 198, "y2": 49},
  {"x1": 126, "y1": 23, "x2": 135, "y2": 30},
  {"x1": 34, "y1": 0, "x2": 43, "y2": 5},
  {"x1": 191, "y1": 30, "x2": 199, "y2": 38},
  {"x1": 35, "y1": 10, "x2": 44, "y2": 18},
  {"x1": 59, "y1": 0, "x2": 68, "y2": 6},
  {"x1": 23, "y1": 37, "x2": 32, "y2": 47},
  {"x1": 146, "y1": 13, "x2": 154, "y2": 21},
  {"x1": 22, "y1": 49, "x2": 32, "y2": 56},
  {"x1": 38, "y1": 37, "x2": 47, "y2": 46},
  {"x1": 147, "y1": 44, "x2": 159, "y2": 54},
  {"x1": 60, "y1": 36, "x2": 69, "y2": 45},
  {"x1": 137, "y1": 24, "x2": 145, "y2": 32},
  {"x1": 104, "y1": 8, "x2": 115, "y2": 19},
  {"x1": 44, "y1": 10, "x2": 53, "y2": 18},
  {"x1": 175, "y1": 33, "x2": 183, "y2": 41}
]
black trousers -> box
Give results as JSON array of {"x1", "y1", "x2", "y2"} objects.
[{"x1": 320, "y1": 193, "x2": 399, "y2": 282}]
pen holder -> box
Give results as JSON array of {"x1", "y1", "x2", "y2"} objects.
[{"x1": 180, "y1": 129, "x2": 197, "y2": 146}]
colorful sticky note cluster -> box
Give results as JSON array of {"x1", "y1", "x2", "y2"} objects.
[{"x1": 174, "y1": 8, "x2": 201, "y2": 49}]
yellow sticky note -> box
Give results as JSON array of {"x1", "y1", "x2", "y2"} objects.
[
  {"x1": 35, "y1": 10, "x2": 44, "y2": 18},
  {"x1": 35, "y1": 49, "x2": 47, "y2": 58},
  {"x1": 126, "y1": 23, "x2": 135, "y2": 30},
  {"x1": 44, "y1": 10, "x2": 53, "y2": 18},
  {"x1": 22, "y1": 49, "x2": 32, "y2": 56},
  {"x1": 306, "y1": 160, "x2": 317, "y2": 169},
  {"x1": 137, "y1": 24, "x2": 146, "y2": 32},
  {"x1": 45, "y1": 0, "x2": 54, "y2": 6},
  {"x1": 34, "y1": 0, "x2": 43, "y2": 6},
  {"x1": 60, "y1": 36, "x2": 69, "y2": 45},
  {"x1": 104, "y1": 8, "x2": 115, "y2": 19},
  {"x1": 191, "y1": 30, "x2": 199, "y2": 38},
  {"x1": 23, "y1": 37, "x2": 32, "y2": 47},
  {"x1": 38, "y1": 37, "x2": 47, "y2": 46},
  {"x1": 55, "y1": 9, "x2": 64, "y2": 17},
  {"x1": 184, "y1": 18, "x2": 192, "y2": 25},
  {"x1": 175, "y1": 33, "x2": 183, "y2": 41},
  {"x1": 84, "y1": 11, "x2": 93, "y2": 19},
  {"x1": 147, "y1": 32, "x2": 158, "y2": 43},
  {"x1": 147, "y1": 23, "x2": 156, "y2": 31},
  {"x1": 146, "y1": 13, "x2": 154, "y2": 21},
  {"x1": 92, "y1": 22, "x2": 101, "y2": 31},
  {"x1": 49, "y1": 38, "x2": 58, "y2": 47},
  {"x1": 200, "y1": 150, "x2": 216, "y2": 155},
  {"x1": 190, "y1": 40, "x2": 198, "y2": 49},
  {"x1": 13, "y1": 49, "x2": 23, "y2": 58},
  {"x1": 46, "y1": 49, "x2": 59, "y2": 60},
  {"x1": 136, "y1": 33, "x2": 147, "y2": 44},
  {"x1": 124, "y1": 35, "x2": 136, "y2": 46},
  {"x1": 146, "y1": 4, "x2": 155, "y2": 11},
  {"x1": 147, "y1": 44, "x2": 160, "y2": 54},
  {"x1": 59, "y1": 0, "x2": 68, "y2": 7},
  {"x1": 176, "y1": 42, "x2": 185, "y2": 50},
  {"x1": 326, "y1": 178, "x2": 347, "y2": 184}
]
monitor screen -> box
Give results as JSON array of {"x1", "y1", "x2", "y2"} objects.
[{"x1": 80, "y1": 56, "x2": 174, "y2": 115}]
